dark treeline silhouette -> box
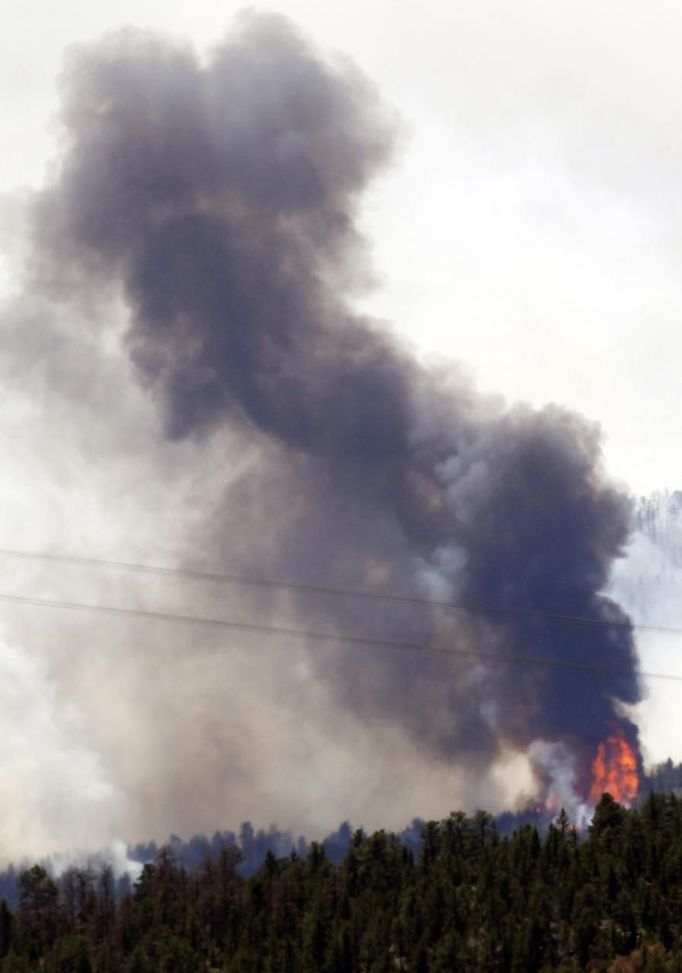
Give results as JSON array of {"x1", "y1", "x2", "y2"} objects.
[
  {"x1": 644, "y1": 758, "x2": 682, "y2": 797},
  {"x1": 0, "y1": 820, "x2": 423, "y2": 911},
  {"x1": 3, "y1": 793, "x2": 682, "y2": 970},
  {"x1": 0, "y1": 756, "x2": 678, "y2": 914}
]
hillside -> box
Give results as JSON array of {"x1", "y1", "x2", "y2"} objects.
[{"x1": 2, "y1": 793, "x2": 682, "y2": 971}]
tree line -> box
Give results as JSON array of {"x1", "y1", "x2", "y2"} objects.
[{"x1": 3, "y1": 793, "x2": 682, "y2": 970}]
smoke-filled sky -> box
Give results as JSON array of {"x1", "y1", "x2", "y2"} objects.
[
  {"x1": 4, "y1": 0, "x2": 682, "y2": 495},
  {"x1": 1, "y1": 0, "x2": 682, "y2": 862}
]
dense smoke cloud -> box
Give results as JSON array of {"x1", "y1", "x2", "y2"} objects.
[{"x1": 0, "y1": 12, "x2": 642, "y2": 856}]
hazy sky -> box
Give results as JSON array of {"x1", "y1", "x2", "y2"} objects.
[{"x1": 1, "y1": 0, "x2": 682, "y2": 859}]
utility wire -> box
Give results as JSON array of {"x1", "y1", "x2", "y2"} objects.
[
  {"x1": 0, "y1": 588, "x2": 678, "y2": 683},
  {"x1": 0, "y1": 546, "x2": 674, "y2": 635}
]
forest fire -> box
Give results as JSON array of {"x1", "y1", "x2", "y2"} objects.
[{"x1": 589, "y1": 732, "x2": 639, "y2": 806}]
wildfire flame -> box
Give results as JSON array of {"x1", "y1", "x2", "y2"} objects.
[{"x1": 590, "y1": 732, "x2": 639, "y2": 806}]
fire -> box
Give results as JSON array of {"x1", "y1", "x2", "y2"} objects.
[{"x1": 590, "y1": 732, "x2": 639, "y2": 806}]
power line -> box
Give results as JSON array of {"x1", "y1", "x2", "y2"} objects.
[
  {"x1": 0, "y1": 588, "x2": 678, "y2": 683},
  {"x1": 0, "y1": 546, "x2": 673, "y2": 635}
]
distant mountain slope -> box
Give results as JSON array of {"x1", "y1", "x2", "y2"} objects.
[{"x1": 610, "y1": 490, "x2": 682, "y2": 627}]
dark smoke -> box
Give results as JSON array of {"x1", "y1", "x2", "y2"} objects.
[{"x1": 27, "y1": 12, "x2": 640, "y2": 803}]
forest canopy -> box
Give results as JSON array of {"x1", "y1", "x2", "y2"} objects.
[{"x1": 2, "y1": 792, "x2": 682, "y2": 971}]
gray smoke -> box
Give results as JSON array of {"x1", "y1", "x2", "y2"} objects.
[{"x1": 0, "y1": 12, "x2": 641, "y2": 855}]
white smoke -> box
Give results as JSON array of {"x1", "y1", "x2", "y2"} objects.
[
  {"x1": 43, "y1": 839, "x2": 144, "y2": 883},
  {"x1": 0, "y1": 634, "x2": 119, "y2": 859},
  {"x1": 528, "y1": 739, "x2": 591, "y2": 828}
]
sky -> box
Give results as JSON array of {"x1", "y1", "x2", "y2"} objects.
[{"x1": 1, "y1": 0, "x2": 682, "y2": 860}]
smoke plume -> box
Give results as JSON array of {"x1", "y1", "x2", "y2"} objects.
[{"x1": 0, "y1": 12, "x2": 641, "y2": 855}]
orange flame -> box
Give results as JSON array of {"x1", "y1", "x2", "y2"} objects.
[{"x1": 590, "y1": 732, "x2": 639, "y2": 806}]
